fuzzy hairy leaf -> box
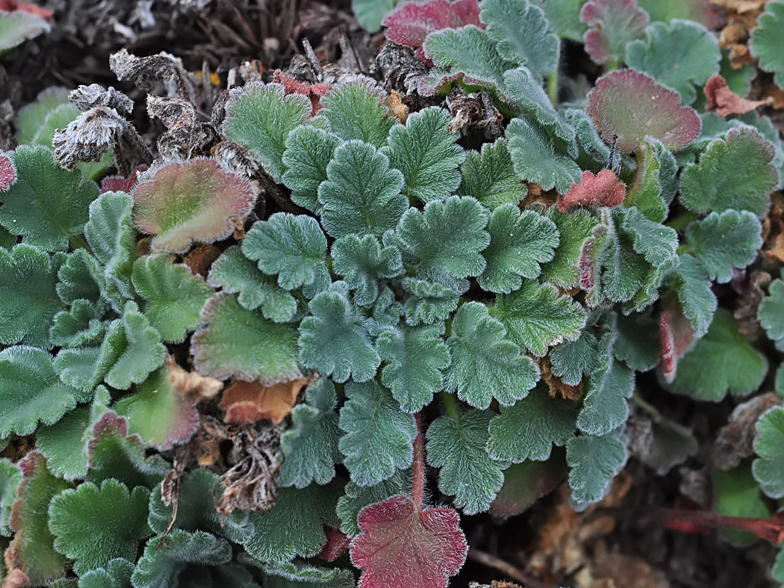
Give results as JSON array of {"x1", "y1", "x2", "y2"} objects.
[
  {"x1": 620, "y1": 207, "x2": 678, "y2": 268},
  {"x1": 557, "y1": 169, "x2": 626, "y2": 213},
  {"x1": 685, "y1": 210, "x2": 762, "y2": 283},
  {"x1": 479, "y1": 205, "x2": 559, "y2": 293},
  {"x1": 400, "y1": 277, "x2": 460, "y2": 326},
  {"x1": 668, "y1": 310, "x2": 767, "y2": 401},
  {"x1": 0, "y1": 146, "x2": 98, "y2": 251},
  {"x1": 549, "y1": 329, "x2": 600, "y2": 386},
  {"x1": 487, "y1": 387, "x2": 577, "y2": 462},
  {"x1": 749, "y1": 1, "x2": 784, "y2": 90},
  {"x1": 337, "y1": 470, "x2": 410, "y2": 537},
  {"x1": 36, "y1": 406, "x2": 91, "y2": 480},
  {"x1": 192, "y1": 293, "x2": 301, "y2": 383},
  {"x1": 353, "y1": 0, "x2": 397, "y2": 32},
  {"x1": 444, "y1": 302, "x2": 539, "y2": 409},
  {"x1": 57, "y1": 249, "x2": 103, "y2": 306},
  {"x1": 613, "y1": 311, "x2": 660, "y2": 371},
  {"x1": 223, "y1": 82, "x2": 310, "y2": 181},
  {"x1": 679, "y1": 126, "x2": 779, "y2": 217},
  {"x1": 319, "y1": 82, "x2": 397, "y2": 148},
  {"x1": 131, "y1": 158, "x2": 256, "y2": 253},
  {"x1": 0, "y1": 459, "x2": 21, "y2": 537},
  {"x1": 262, "y1": 560, "x2": 354, "y2": 588},
  {"x1": 300, "y1": 290, "x2": 380, "y2": 383},
  {"x1": 626, "y1": 20, "x2": 720, "y2": 105},
  {"x1": 567, "y1": 427, "x2": 626, "y2": 510},
  {"x1": 581, "y1": 0, "x2": 648, "y2": 65},
  {"x1": 760, "y1": 279, "x2": 784, "y2": 346},
  {"x1": 14, "y1": 87, "x2": 73, "y2": 146},
  {"x1": 427, "y1": 409, "x2": 504, "y2": 515},
  {"x1": 495, "y1": 280, "x2": 586, "y2": 356},
  {"x1": 503, "y1": 68, "x2": 575, "y2": 144},
  {"x1": 282, "y1": 125, "x2": 341, "y2": 213},
  {"x1": 506, "y1": 117, "x2": 582, "y2": 194},
  {"x1": 332, "y1": 234, "x2": 403, "y2": 306},
  {"x1": 672, "y1": 254, "x2": 717, "y2": 339},
  {"x1": 539, "y1": 207, "x2": 597, "y2": 289},
  {"x1": 625, "y1": 140, "x2": 667, "y2": 222},
  {"x1": 339, "y1": 381, "x2": 417, "y2": 486},
  {"x1": 490, "y1": 451, "x2": 569, "y2": 518},
  {"x1": 77, "y1": 558, "x2": 134, "y2": 588},
  {"x1": 752, "y1": 406, "x2": 784, "y2": 499},
  {"x1": 457, "y1": 139, "x2": 526, "y2": 208},
  {"x1": 0, "y1": 10, "x2": 51, "y2": 51},
  {"x1": 0, "y1": 346, "x2": 90, "y2": 438},
  {"x1": 279, "y1": 378, "x2": 342, "y2": 489},
  {"x1": 377, "y1": 323, "x2": 450, "y2": 413},
  {"x1": 382, "y1": 107, "x2": 464, "y2": 203}
]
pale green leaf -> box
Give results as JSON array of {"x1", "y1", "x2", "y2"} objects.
[
  {"x1": 502, "y1": 68, "x2": 574, "y2": 144},
  {"x1": 36, "y1": 406, "x2": 91, "y2": 480},
  {"x1": 752, "y1": 406, "x2": 784, "y2": 499},
  {"x1": 319, "y1": 81, "x2": 398, "y2": 148},
  {"x1": 57, "y1": 249, "x2": 103, "y2": 306},
  {"x1": 567, "y1": 427, "x2": 627, "y2": 510},
  {"x1": 282, "y1": 125, "x2": 342, "y2": 213},
  {"x1": 749, "y1": 0, "x2": 784, "y2": 90},
  {"x1": 549, "y1": 329, "x2": 600, "y2": 386},
  {"x1": 331, "y1": 234, "x2": 403, "y2": 306},
  {"x1": 457, "y1": 139, "x2": 527, "y2": 209},
  {"x1": 760, "y1": 279, "x2": 784, "y2": 345},
  {"x1": 400, "y1": 277, "x2": 460, "y2": 326},
  {"x1": 353, "y1": 0, "x2": 397, "y2": 31},
  {"x1": 0, "y1": 458, "x2": 21, "y2": 537},
  {"x1": 713, "y1": 463, "x2": 771, "y2": 544},
  {"x1": 539, "y1": 206, "x2": 597, "y2": 289},
  {"x1": 672, "y1": 254, "x2": 717, "y2": 338}
]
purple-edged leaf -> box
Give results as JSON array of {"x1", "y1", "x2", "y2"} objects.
[
  {"x1": 131, "y1": 158, "x2": 256, "y2": 253},
  {"x1": 350, "y1": 495, "x2": 468, "y2": 588},
  {"x1": 581, "y1": 0, "x2": 648, "y2": 65},
  {"x1": 0, "y1": 150, "x2": 15, "y2": 191},
  {"x1": 587, "y1": 69, "x2": 701, "y2": 153}
]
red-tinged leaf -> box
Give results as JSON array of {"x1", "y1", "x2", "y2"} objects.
[
  {"x1": 0, "y1": 150, "x2": 16, "y2": 191},
  {"x1": 587, "y1": 70, "x2": 701, "y2": 153},
  {"x1": 581, "y1": 0, "x2": 648, "y2": 65},
  {"x1": 557, "y1": 169, "x2": 626, "y2": 212},
  {"x1": 350, "y1": 495, "x2": 468, "y2": 588},
  {"x1": 272, "y1": 70, "x2": 330, "y2": 116},
  {"x1": 577, "y1": 224, "x2": 607, "y2": 295},
  {"x1": 704, "y1": 75, "x2": 773, "y2": 117},
  {"x1": 383, "y1": 0, "x2": 483, "y2": 62},
  {"x1": 319, "y1": 526, "x2": 351, "y2": 561},
  {"x1": 660, "y1": 304, "x2": 694, "y2": 384},
  {"x1": 0, "y1": 0, "x2": 53, "y2": 20},
  {"x1": 100, "y1": 165, "x2": 147, "y2": 194}
]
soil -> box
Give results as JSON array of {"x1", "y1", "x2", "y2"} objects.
[{"x1": 1, "y1": 1, "x2": 782, "y2": 587}]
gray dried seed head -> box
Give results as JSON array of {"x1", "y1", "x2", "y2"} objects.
[
  {"x1": 147, "y1": 95, "x2": 211, "y2": 161},
  {"x1": 52, "y1": 106, "x2": 125, "y2": 169},
  {"x1": 109, "y1": 48, "x2": 181, "y2": 92},
  {"x1": 69, "y1": 84, "x2": 134, "y2": 114}
]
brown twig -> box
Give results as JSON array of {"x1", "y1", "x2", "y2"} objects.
[{"x1": 467, "y1": 548, "x2": 554, "y2": 588}]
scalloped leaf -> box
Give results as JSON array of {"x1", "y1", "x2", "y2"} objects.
[
  {"x1": 318, "y1": 140, "x2": 407, "y2": 239},
  {"x1": 671, "y1": 254, "x2": 716, "y2": 339},
  {"x1": 667, "y1": 310, "x2": 767, "y2": 401},
  {"x1": 319, "y1": 82, "x2": 398, "y2": 148},
  {"x1": 281, "y1": 125, "x2": 341, "y2": 213},
  {"x1": 587, "y1": 69, "x2": 700, "y2": 152},
  {"x1": 427, "y1": 409, "x2": 504, "y2": 515},
  {"x1": 457, "y1": 139, "x2": 526, "y2": 209},
  {"x1": 0, "y1": 345, "x2": 91, "y2": 438},
  {"x1": 502, "y1": 68, "x2": 575, "y2": 144},
  {"x1": 400, "y1": 277, "x2": 460, "y2": 326},
  {"x1": 481, "y1": 0, "x2": 559, "y2": 78},
  {"x1": 539, "y1": 207, "x2": 598, "y2": 289},
  {"x1": 557, "y1": 169, "x2": 626, "y2": 212},
  {"x1": 494, "y1": 280, "x2": 586, "y2": 356},
  {"x1": 49, "y1": 479, "x2": 151, "y2": 575},
  {"x1": 192, "y1": 293, "x2": 301, "y2": 383},
  {"x1": 14, "y1": 87, "x2": 72, "y2": 146},
  {"x1": 487, "y1": 386, "x2": 577, "y2": 462},
  {"x1": 377, "y1": 322, "x2": 450, "y2": 413},
  {"x1": 339, "y1": 381, "x2": 417, "y2": 487},
  {"x1": 581, "y1": 0, "x2": 648, "y2": 65},
  {"x1": 506, "y1": 117, "x2": 582, "y2": 194},
  {"x1": 337, "y1": 470, "x2": 410, "y2": 537},
  {"x1": 0, "y1": 9, "x2": 51, "y2": 51},
  {"x1": 350, "y1": 494, "x2": 467, "y2": 588},
  {"x1": 207, "y1": 246, "x2": 297, "y2": 322},
  {"x1": 549, "y1": 329, "x2": 600, "y2": 386},
  {"x1": 679, "y1": 126, "x2": 779, "y2": 217},
  {"x1": 299, "y1": 290, "x2": 380, "y2": 383},
  {"x1": 262, "y1": 559, "x2": 354, "y2": 588},
  {"x1": 567, "y1": 427, "x2": 626, "y2": 510},
  {"x1": 332, "y1": 234, "x2": 403, "y2": 306},
  {"x1": 749, "y1": 0, "x2": 784, "y2": 90},
  {"x1": 7, "y1": 452, "x2": 71, "y2": 585},
  {"x1": 0, "y1": 459, "x2": 21, "y2": 537},
  {"x1": 131, "y1": 158, "x2": 256, "y2": 253},
  {"x1": 36, "y1": 405, "x2": 91, "y2": 480},
  {"x1": 444, "y1": 301, "x2": 539, "y2": 409},
  {"x1": 626, "y1": 19, "x2": 720, "y2": 105},
  {"x1": 132, "y1": 255, "x2": 212, "y2": 343},
  {"x1": 223, "y1": 81, "x2": 311, "y2": 181},
  {"x1": 57, "y1": 249, "x2": 103, "y2": 307},
  {"x1": 77, "y1": 558, "x2": 134, "y2": 588},
  {"x1": 684, "y1": 210, "x2": 762, "y2": 284},
  {"x1": 760, "y1": 279, "x2": 784, "y2": 346},
  {"x1": 381, "y1": 107, "x2": 464, "y2": 203},
  {"x1": 752, "y1": 406, "x2": 784, "y2": 499},
  {"x1": 0, "y1": 146, "x2": 99, "y2": 251}
]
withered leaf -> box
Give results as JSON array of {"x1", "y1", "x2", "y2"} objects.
[{"x1": 219, "y1": 377, "x2": 308, "y2": 424}]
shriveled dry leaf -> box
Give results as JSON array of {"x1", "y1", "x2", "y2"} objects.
[
  {"x1": 713, "y1": 392, "x2": 781, "y2": 470},
  {"x1": 220, "y1": 377, "x2": 308, "y2": 424},
  {"x1": 704, "y1": 75, "x2": 773, "y2": 116},
  {"x1": 166, "y1": 358, "x2": 223, "y2": 401}
]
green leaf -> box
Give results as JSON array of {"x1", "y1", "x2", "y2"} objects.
[
  {"x1": 207, "y1": 246, "x2": 297, "y2": 322},
  {"x1": 490, "y1": 451, "x2": 568, "y2": 518},
  {"x1": 752, "y1": 406, "x2": 784, "y2": 498},
  {"x1": 540, "y1": 0, "x2": 587, "y2": 41},
  {"x1": 613, "y1": 311, "x2": 661, "y2": 371},
  {"x1": 0, "y1": 10, "x2": 50, "y2": 51},
  {"x1": 444, "y1": 302, "x2": 539, "y2": 409},
  {"x1": 0, "y1": 459, "x2": 21, "y2": 537},
  {"x1": 685, "y1": 210, "x2": 762, "y2": 284},
  {"x1": 495, "y1": 280, "x2": 586, "y2": 356},
  {"x1": 131, "y1": 530, "x2": 232, "y2": 588},
  {"x1": 457, "y1": 139, "x2": 527, "y2": 209},
  {"x1": 377, "y1": 322, "x2": 450, "y2": 413},
  {"x1": 132, "y1": 255, "x2": 212, "y2": 343},
  {"x1": 503, "y1": 68, "x2": 575, "y2": 144},
  {"x1": 49, "y1": 479, "x2": 151, "y2": 575},
  {"x1": 760, "y1": 279, "x2": 784, "y2": 345},
  {"x1": 0, "y1": 146, "x2": 99, "y2": 251},
  {"x1": 331, "y1": 234, "x2": 403, "y2": 306},
  {"x1": 282, "y1": 125, "x2": 342, "y2": 213},
  {"x1": 14, "y1": 87, "x2": 76, "y2": 146},
  {"x1": 625, "y1": 20, "x2": 721, "y2": 105},
  {"x1": 339, "y1": 381, "x2": 416, "y2": 486},
  {"x1": 337, "y1": 470, "x2": 410, "y2": 536},
  {"x1": 279, "y1": 378, "x2": 342, "y2": 489},
  {"x1": 713, "y1": 463, "x2": 771, "y2": 544},
  {"x1": 262, "y1": 559, "x2": 355, "y2": 588},
  {"x1": 223, "y1": 81, "x2": 311, "y2": 182},
  {"x1": 299, "y1": 290, "x2": 380, "y2": 383},
  {"x1": 353, "y1": 0, "x2": 397, "y2": 32},
  {"x1": 481, "y1": 0, "x2": 559, "y2": 78},
  {"x1": 243, "y1": 480, "x2": 342, "y2": 562},
  {"x1": 0, "y1": 346, "x2": 91, "y2": 438},
  {"x1": 77, "y1": 558, "x2": 134, "y2": 588},
  {"x1": 0, "y1": 244, "x2": 64, "y2": 348},
  {"x1": 319, "y1": 81, "x2": 398, "y2": 148},
  {"x1": 667, "y1": 310, "x2": 767, "y2": 401},
  {"x1": 679, "y1": 126, "x2": 779, "y2": 217},
  {"x1": 672, "y1": 254, "x2": 717, "y2": 338},
  {"x1": 506, "y1": 117, "x2": 582, "y2": 194},
  {"x1": 318, "y1": 140, "x2": 407, "y2": 239},
  {"x1": 619, "y1": 207, "x2": 678, "y2": 268},
  {"x1": 400, "y1": 277, "x2": 460, "y2": 326},
  {"x1": 566, "y1": 427, "x2": 626, "y2": 510},
  {"x1": 549, "y1": 329, "x2": 600, "y2": 386},
  {"x1": 36, "y1": 406, "x2": 91, "y2": 480},
  {"x1": 192, "y1": 293, "x2": 301, "y2": 383},
  {"x1": 479, "y1": 204, "x2": 559, "y2": 293},
  {"x1": 382, "y1": 107, "x2": 464, "y2": 203},
  {"x1": 57, "y1": 249, "x2": 103, "y2": 306},
  {"x1": 385, "y1": 196, "x2": 490, "y2": 289},
  {"x1": 427, "y1": 410, "x2": 504, "y2": 515},
  {"x1": 626, "y1": 139, "x2": 667, "y2": 223},
  {"x1": 539, "y1": 206, "x2": 597, "y2": 289},
  {"x1": 581, "y1": 0, "x2": 648, "y2": 65},
  {"x1": 749, "y1": 0, "x2": 784, "y2": 90},
  {"x1": 487, "y1": 387, "x2": 577, "y2": 462}
]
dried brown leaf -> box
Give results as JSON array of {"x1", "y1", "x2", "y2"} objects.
[
  {"x1": 166, "y1": 358, "x2": 223, "y2": 401},
  {"x1": 219, "y1": 377, "x2": 307, "y2": 424},
  {"x1": 713, "y1": 392, "x2": 781, "y2": 470}
]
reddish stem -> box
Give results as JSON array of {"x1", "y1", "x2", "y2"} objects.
[{"x1": 411, "y1": 412, "x2": 425, "y2": 511}]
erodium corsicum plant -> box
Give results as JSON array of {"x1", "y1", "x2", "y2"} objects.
[{"x1": 3, "y1": 0, "x2": 784, "y2": 586}]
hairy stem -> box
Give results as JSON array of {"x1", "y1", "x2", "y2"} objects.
[{"x1": 411, "y1": 412, "x2": 425, "y2": 510}]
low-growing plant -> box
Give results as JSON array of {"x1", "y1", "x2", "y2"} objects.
[{"x1": 2, "y1": 0, "x2": 784, "y2": 586}]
